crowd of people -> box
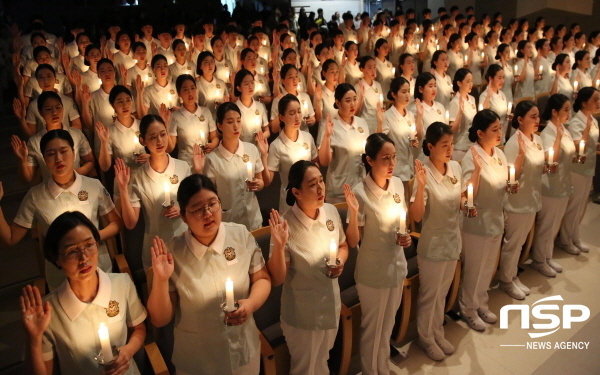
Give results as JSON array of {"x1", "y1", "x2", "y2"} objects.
[{"x1": 3, "y1": 4, "x2": 599, "y2": 375}]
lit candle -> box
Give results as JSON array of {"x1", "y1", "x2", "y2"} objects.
[
  {"x1": 184, "y1": 42, "x2": 189, "y2": 49},
  {"x1": 169, "y1": 58, "x2": 174, "y2": 64},
  {"x1": 399, "y1": 208, "x2": 406, "y2": 234},
  {"x1": 481, "y1": 51, "x2": 484, "y2": 59},
  {"x1": 98, "y1": 323, "x2": 113, "y2": 362},
  {"x1": 379, "y1": 94, "x2": 383, "y2": 105},
  {"x1": 144, "y1": 75, "x2": 149, "y2": 83},
  {"x1": 478, "y1": 103, "x2": 483, "y2": 111},
  {"x1": 297, "y1": 82, "x2": 301, "y2": 90},
  {"x1": 464, "y1": 55, "x2": 468, "y2": 64},
  {"x1": 507, "y1": 101, "x2": 513, "y2": 114},
  {"x1": 290, "y1": 36, "x2": 295, "y2": 43},
  {"x1": 225, "y1": 278, "x2": 235, "y2": 311},
  {"x1": 573, "y1": 81, "x2": 579, "y2": 92},
  {"x1": 538, "y1": 65, "x2": 543, "y2": 75},
  {"x1": 445, "y1": 110, "x2": 450, "y2": 124},
  {"x1": 416, "y1": 43, "x2": 420, "y2": 51},
  {"x1": 416, "y1": 27, "x2": 420, "y2": 33},
  {"x1": 420, "y1": 38, "x2": 423, "y2": 44},
  {"x1": 392, "y1": 67, "x2": 395, "y2": 76},
  {"x1": 595, "y1": 79, "x2": 599, "y2": 88},
  {"x1": 167, "y1": 93, "x2": 173, "y2": 106},
  {"x1": 579, "y1": 140, "x2": 585, "y2": 156},
  {"x1": 328, "y1": 239, "x2": 337, "y2": 266},
  {"x1": 262, "y1": 39, "x2": 267, "y2": 46},
  {"x1": 199, "y1": 130, "x2": 206, "y2": 146},
  {"x1": 225, "y1": 71, "x2": 230, "y2": 80},
  {"x1": 246, "y1": 161, "x2": 253, "y2": 181},
  {"x1": 514, "y1": 64, "x2": 518, "y2": 74},
  {"x1": 410, "y1": 123, "x2": 417, "y2": 138},
  {"x1": 98, "y1": 78, "x2": 102, "y2": 85},
  {"x1": 548, "y1": 147, "x2": 554, "y2": 163},
  {"x1": 467, "y1": 184, "x2": 474, "y2": 207},
  {"x1": 509, "y1": 165, "x2": 516, "y2": 184},
  {"x1": 133, "y1": 59, "x2": 138, "y2": 64},
  {"x1": 133, "y1": 135, "x2": 140, "y2": 146},
  {"x1": 215, "y1": 88, "x2": 221, "y2": 99},
  {"x1": 163, "y1": 181, "x2": 171, "y2": 205}
]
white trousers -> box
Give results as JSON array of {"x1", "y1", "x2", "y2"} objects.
[
  {"x1": 459, "y1": 233, "x2": 502, "y2": 314},
  {"x1": 356, "y1": 283, "x2": 403, "y2": 375},
  {"x1": 558, "y1": 173, "x2": 592, "y2": 247},
  {"x1": 499, "y1": 211, "x2": 536, "y2": 284},
  {"x1": 417, "y1": 256, "x2": 457, "y2": 345},
  {"x1": 532, "y1": 196, "x2": 569, "y2": 262},
  {"x1": 176, "y1": 350, "x2": 259, "y2": 375},
  {"x1": 281, "y1": 320, "x2": 337, "y2": 375}
]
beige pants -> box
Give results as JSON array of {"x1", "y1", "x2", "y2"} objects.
[
  {"x1": 459, "y1": 233, "x2": 502, "y2": 314},
  {"x1": 532, "y1": 196, "x2": 569, "y2": 262},
  {"x1": 499, "y1": 211, "x2": 537, "y2": 284},
  {"x1": 356, "y1": 283, "x2": 402, "y2": 375},
  {"x1": 176, "y1": 349, "x2": 259, "y2": 375},
  {"x1": 417, "y1": 256, "x2": 457, "y2": 345},
  {"x1": 558, "y1": 173, "x2": 592, "y2": 247},
  {"x1": 281, "y1": 320, "x2": 338, "y2": 375}
]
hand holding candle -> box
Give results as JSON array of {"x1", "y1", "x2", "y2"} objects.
[
  {"x1": 225, "y1": 278, "x2": 235, "y2": 311},
  {"x1": 98, "y1": 323, "x2": 114, "y2": 363},
  {"x1": 507, "y1": 101, "x2": 513, "y2": 114},
  {"x1": 199, "y1": 130, "x2": 206, "y2": 146},
  {"x1": 246, "y1": 161, "x2": 253, "y2": 181},
  {"x1": 579, "y1": 140, "x2": 585, "y2": 156},
  {"x1": 509, "y1": 165, "x2": 516, "y2": 184},
  {"x1": 163, "y1": 181, "x2": 171, "y2": 206},
  {"x1": 328, "y1": 239, "x2": 337, "y2": 266},
  {"x1": 548, "y1": 147, "x2": 554, "y2": 163},
  {"x1": 399, "y1": 208, "x2": 406, "y2": 234},
  {"x1": 467, "y1": 183, "x2": 474, "y2": 207}
]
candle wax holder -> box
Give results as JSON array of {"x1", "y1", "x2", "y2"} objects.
[
  {"x1": 545, "y1": 162, "x2": 559, "y2": 174},
  {"x1": 395, "y1": 230, "x2": 411, "y2": 246},
  {"x1": 573, "y1": 154, "x2": 586, "y2": 164},
  {"x1": 505, "y1": 180, "x2": 520, "y2": 194},
  {"x1": 162, "y1": 200, "x2": 175, "y2": 210},
  {"x1": 133, "y1": 151, "x2": 142, "y2": 158},
  {"x1": 245, "y1": 178, "x2": 256, "y2": 192},
  {"x1": 463, "y1": 202, "x2": 477, "y2": 218},
  {"x1": 94, "y1": 345, "x2": 119, "y2": 367},
  {"x1": 220, "y1": 302, "x2": 240, "y2": 325},
  {"x1": 324, "y1": 258, "x2": 341, "y2": 278},
  {"x1": 408, "y1": 136, "x2": 420, "y2": 148}
]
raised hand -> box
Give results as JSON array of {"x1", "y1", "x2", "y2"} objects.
[
  {"x1": 415, "y1": 98, "x2": 424, "y2": 117},
  {"x1": 343, "y1": 183, "x2": 359, "y2": 214},
  {"x1": 106, "y1": 47, "x2": 114, "y2": 62},
  {"x1": 556, "y1": 123, "x2": 564, "y2": 139},
  {"x1": 95, "y1": 121, "x2": 110, "y2": 144},
  {"x1": 376, "y1": 101, "x2": 385, "y2": 124},
  {"x1": 12, "y1": 98, "x2": 25, "y2": 120},
  {"x1": 192, "y1": 143, "x2": 205, "y2": 173},
  {"x1": 119, "y1": 64, "x2": 128, "y2": 85},
  {"x1": 471, "y1": 146, "x2": 483, "y2": 171},
  {"x1": 151, "y1": 42, "x2": 158, "y2": 57},
  {"x1": 150, "y1": 236, "x2": 174, "y2": 282},
  {"x1": 80, "y1": 84, "x2": 91, "y2": 104},
  {"x1": 20, "y1": 285, "x2": 52, "y2": 340},
  {"x1": 11, "y1": 135, "x2": 28, "y2": 161},
  {"x1": 71, "y1": 69, "x2": 82, "y2": 88},
  {"x1": 517, "y1": 132, "x2": 526, "y2": 156},
  {"x1": 268, "y1": 209, "x2": 289, "y2": 248},
  {"x1": 325, "y1": 113, "x2": 334, "y2": 137},
  {"x1": 159, "y1": 103, "x2": 171, "y2": 125},
  {"x1": 414, "y1": 159, "x2": 427, "y2": 186},
  {"x1": 100, "y1": 35, "x2": 107, "y2": 56},
  {"x1": 255, "y1": 130, "x2": 268, "y2": 156},
  {"x1": 114, "y1": 158, "x2": 131, "y2": 188},
  {"x1": 135, "y1": 74, "x2": 145, "y2": 94},
  {"x1": 314, "y1": 83, "x2": 323, "y2": 102}
]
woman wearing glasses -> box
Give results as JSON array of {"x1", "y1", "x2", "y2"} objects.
[
  {"x1": 20, "y1": 211, "x2": 146, "y2": 375},
  {"x1": 147, "y1": 174, "x2": 271, "y2": 375}
]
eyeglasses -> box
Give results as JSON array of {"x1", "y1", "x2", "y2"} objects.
[
  {"x1": 61, "y1": 241, "x2": 98, "y2": 263},
  {"x1": 187, "y1": 199, "x2": 221, "y2": 219}
]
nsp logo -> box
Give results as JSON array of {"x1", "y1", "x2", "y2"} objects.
[{"x1": 500, "y1": 295, "x2": 590, "y2": 338}]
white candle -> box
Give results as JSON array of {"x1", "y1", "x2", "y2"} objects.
[
  {"x1": 399, "y1": 208, "x2": 406, "y2": 234},
  {"x1": 464, "y1": 55, "x2": 468, "y2": 64},
  {"x1": 133, "y1": 59, "x2": 138, "y2": 64},
  {"x1": 290, "y1": 36, "x2": 295, "y2": 43},
  {"x1": 246, "y1": 161, "x2": 253, "y2": 181},
  {"x1": 379, "y1": 94, "x2": 383, "y2": 105},
  {"x1": 169, "y1": 58, "x2": 174, "y2": 65},
  {"x1": 416, "y1": 27, "x2": 420, "y2": 33},
  {"x1": 98, "y1": 323, "x2": 113, "y2": 362},
  {"x1": 507, "y1": 101, "x2": 513, "y2": 114},
  {"x1": 445, "y1": 110, "x2": 450, "y2": 124},
  {"x1": 410, "y1": 123, "x2": 417, "y2": 138},
  {"x1": 262, "y1": 39, "x2": 267, "y2": 46},
  {"x1": 579, "y1": 140, "x2": 585, "y2": 156},
  {"x1": 199, "y1": 130, "x2": 206, "y2": 146},
  {"x1": 596, "y1": 79, "x2": 600, "y2": 89},
  {"x1": 215, "y1": 89, "x2": 221, "y2": 99},
  {"x1": 478, "y1": 103, "x2": 483, "y2": 111},
  {"x1": 509, "y1": 165, "x2": 516, "y2": 184},
  {"x1": 514, "y1": 64, "x2": 518, "y2": 74},
  {"x1": 98, "y1": 78, "x2": 102, "y2": 85},
  {"x1": 167, "y1": 93, "x2": 173, "y2": 107},
  {"x1": 225, "y1": 278, "x2": 235, "y2": 310},
  {"x1": 225, "y1": 71, "x2": 230, "y2": 80},
  {"x1": 548, "y1": 147, "x2": 554, "y2": 163},
  {"x1": 574, "y1": 81, "x2": 579, "y2": 92},
  {"x1": 392, "y1": 67, "x2": 395, "y2": 76},
  {"x1": 163, "y1": 181, "x2": 171, "y2": 205},
  {"x1": 420, "y1": 38, "x2": 423, "y2": 44},
  {"x1": 481, "y1": 51, "x2": 484, "y2": 59},
  {"x1": 467, "y1": 184, "x2": 474, "y2": 207},
  {"x1": 144, "y1": 75, "x2": 149, "y2": 83},
  {"x1": 184, "y1": 42, "x2": 189, "y2": 49},
  {"x1": 416, "y1": 43, "x2": 420, "y2": 51},
  {"x1": 133, "y1": 135, "x2": 140, "y2": 146},
  {"x1": 538, "y1": 65, "x2": 543, "y2": 74},
  {"x1": 328, "y1": 239, "x2": 337, "y2": 266}
]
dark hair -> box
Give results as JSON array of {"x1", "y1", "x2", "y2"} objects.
[
  {"x1": 32, "y1": 45, "x2": 51, "y2": 60},
  {"x1": 573, "y1": 87, "x2": 598, "y2": 112},
  {"x1": 414, "y1": 72, "x2": 435, "y2": 101},
  {"x1": 115, "y1": 30, "x2": 131, "y2": 51},
  {"x1": 172, "y1": 38, "x2": 186, "y2": 51},
  {"x1": 398, "y1": 53, "x2": 413, "y2": 75},
  {"x1": 449, "y1": 33, "x2": 462, "y2": 49},
  {"x1": 177, "y1": 174, "x2": 219, "y2": 214},
  {"x1": 132, "y1": 41, "x2": 147, "y2": 54},
  {"x1": 453, "y1": 68, "x2": 472, "y2": 92},
  {"x1": 108, "y1": 85, "x2": 132, "y2": 105},
  {"x1": 485, "y1": 64, "x2": 503, "y2": 82},
  {"x1": 541, "y1": 93, "x2": 570, "y2": 121},
  {"x1": 388, "y1": 76, "x2": 410, "y2": 100},
  {"x1": 240, "y1": 47, "x2": 255, "y2": 62},
  {"x1": 44, "y1": 211, "x2": 101, "y2": 268},
  {"x1": 75, "y1": 32, "x2": 91, "y2": 44},
  {"x1": 551, "y1": 53, "x2": 569, "y2": 71},
  {"x1": 37, "y1": 90, "x2": 62, "y2": 113},
  {"x1": 280, "y1": 63, "x2": 298, "y2": 80},
  {"x1": 535, "y1": 38, "x2": 547, "y2": 51},
  {"x1": 321, "y1": 59, "x2": 337, "y2": 81},
  {"x1": 374, "y1": 38, "x2": 388, "y2": 58},
  {"x1": 210, "y1": 35, "x2": 222, "y2": 47},
  {"x1": 196, "y1": 51, "x2": 216, "y2": 76},
  {"x1": 511, "y1": 100, "x2": 537, "y2": 129},
  {"x1": 83, "y1": 44, "x2": 101, "y2": 66},
  {"x1": 423, "y1": 122, "x2": 453, "y2": 156},
  {"x1": 359, "y1": 55, "x2": 375, "y2": 69},
  {"x1": 563, "y1": 33, "x2": 574, "y2": 44},
  {"x1": 465, "y1": 32, "x2": 477, "y2": 44},
  {"x1": 281, "y1": 48, "x2": 296, "y2": 62},
  {"x1": 588, "y1": 30, "x2": 600, "y2": 44},
  {"x1": 572, "y1": 50, "x2": 588, "y2": 70},
  {"x1": 151, "y1": 54, "x2": 167, "y2": 69},
  {"x1": 333, "y1": 83, "x2": 356, "y2": 109},
  {"x1": 550, "y1": 36, "x2": 562, "y2": 50},
  {"x1": 234, "y1": 69, "x2": 254, "y2": 97},
  {"x1": 362, "y1": 133, "x2": 395, "y2": 174},
  {"x1": 594, "y1": 48, "x2": 600, "y2": 66},
  {"x1": 140, "y1": 114, "x2": 166, "y2": 138},
  {"x1": 468, "y1": 109, "x2": 501, "y2": 142},
  {"x1": 278, "y1": 93, "x2": 301, "y2": 125},
  {"x1": 40, "y1": 129, "x2": 74, "y2": 156},
  {"x1": 344, "y1": 41, "x2": 357, "y2": 51},
  {"x1": 431, "y1": 50, "x2": 446, "y2": 70},
  {"x1": 175, "y1": 74, "x2": 196, "y2": 94},
  {"x1": 30, "y1": 31, "x2": 45, "y2": 43},
  {"x1": 484, "y1": 30, "x2": 496, "y2": 44},
  {"x1": 216, "y1": 102, "x2": 241, "y2": 126},
  {"x1": 516, "y1": 40, "x2": 528, "y2": 58},
  {"x1": 97, "y1": 58, "x2": 114, "y2": 72},
  {"x1": 35, "y1": 63, "x2": 56, "y2": 79},
  {"x1": 285, "y1": 160, "x2": 319, "y2": 206}
]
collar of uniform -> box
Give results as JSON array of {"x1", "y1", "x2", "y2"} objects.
[
  {"x1": 473, "y1": 143, "x2": 496, "y2": 166},
  {"x1": 39, "y1": 123, "x2": 66, "y2": 136},
  {"x1": 134, "y1": 65, "x2": 148, "y2": 75},
  {"x1": 152, "y1": 81, "x2": 170, "y2": 93},
  {"x1": 173, "y1": 60, "x2": 187, "y2": 69},
  {"x1": 96, "y1": 87, "x2": 110, "y2": 99},
  {"x1": 158, "y1": 46, "x2": 172, "y2": 53},
  {"x1": 323, "y1": 85, "x2": 334, "y2": 98},
  {"x1": 180, "y1": 104, "x2": 203, "y2": 120},
  {"x1": 185, "y1": 223, "x2": 226, "y2": 261},
  {"x1": 335, "y1": 114, "x2": 356, "y2": 132},
  {"x1": 235, "y1": 98, "x2": 256, "y2": 111},
  {"x1": 292, "y1": 203, "x2": 327, "y2": 230},
  {"x1": 58, "y1": 269, "x2": 112, "y2": 321},
  {"x1": 390, "y1": 105, "x2": 409, "y2": 124},
  {"x1": 217, "y1": 139, "x2": 245, "y2": 162},
  {"x1": 144, "y1": 154, "x2": 176, "y2": 183},
  {"x1": 114, "y1": 117, "x2": 139, "y2": 134},
  {"x1": 433, "y1": 69, "x2": 450, "y2": 84},
  {"x1": 46, "y1": 171, "x2": 83, "y2": 200},
  {"x1": 545, "y1": 120, "x2": 564, "y2": 138},
  {"x1": 199, "y1": 76, "x2": 217, "y2": 87},
  {"x1": 422, "y1": 101, "x2": 437, "y2": 113},
  {"x1": 360, "y1": 78, "x2": 376, "y2": 92},
  {"x1": 425, "y1": 159, "x2": 455, "y2": 184},
  {"x1": 365, "y1": 174, "x2": 396, "y2": 200},
  {"x1": 516, "y1": 129, "x2": 534, "y2": 148},
  {"x1": 575, "y1": 110, "x2": 596, "y2": 127},
  {"x1": 279, "y1": 129, "x2": 303, "y2": 149},
  {"x1": 117, "y1": 50, "x2": 133, "y2": 58}
]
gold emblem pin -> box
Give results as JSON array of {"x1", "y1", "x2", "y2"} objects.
[
  {"x1": 135, "y1": 131, "x2": 140, "y2": 137},
  {"x1": 55, "y1": 78, "x2": 59, "y2": 84},
  {"x1": 302, "y1": 143, "x2": 309, "y2": 150},
  {"x1": 199, "y1": 115, "x2": 205, "y2": 121},
  {"x1": 216, "y1": 84, "x2": 221, "y2": 89},
  {"x1": 437, "y1": 109, "x2": 442, "y2": 115},
  {"x1": 497, "y1": 158, "x2": 503, "y2": 166},
  {"x1": 187, "y1": 66, "x2": 191, "y2": 70},
  {"x1": 471, "y1": 103, "x2": 475, "y2": 109},
  {"x1": 78, "y1": 191, "x2": 88, "y2": 201},
  {"x1": 374, "y1": 88, "x2": 379, "y2": 93},
  {"x1": 169, "y1": 89, "x2": 175, "y2": 95},
  {"x1": 393, "y1": 193, "x2": 401, "y2": 203},
  {"x1": 170, "y1": 175, "x2": 179, "y2": 184},
  {"x1": 224, "y1": 247, "x2": 236, "y2": 261},
  {"x1": 450, "y1": 176, "x2": 458, "y2": 185},
  {"x1": 536, "y1": 144, "x2": 542, "y2": 150},
  {"x1": 358, "y1": 127, "x2": 364, "y2": 133},
  {"x1": 326, "y1": 219, "x2": 335, "y2": 231},
  {"x1": 148, "y1": 73, "x2": 153, "y2": 78},
  {"x1": 255, "y1": 110, "x2": 260, "y2": 115},
  {"x1": 106, "y1": 300, "x2": 120, "y2": 317},
  {"x1": 242, "y1": 154, "x2": 250, "y2": 163}
]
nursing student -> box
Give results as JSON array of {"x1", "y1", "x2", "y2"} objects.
[
  {"x1": 397, "y1": 53, "x2": 417, "y2": 105},
  {"x1": 233, "y1": 69, "x2": 269, "y2": 143},
  {"x1": 79, "y1": 44, "x2": 102, "y2": 94},
  {"x1": 496, "y1": 43, "x2": 515, "y2": 103},
  {"x1": 268, "y1": 161, "x2": 348, "y2": 375},
  {"x1": 354, "y1": 56, "x2": 384, "y2": 134},
  {"x1": 115, "y1": 114, "x2": 192, "y2": 271},
  {"x1": 479, "y1": 65, "x2": 510, "y2": 143},
  {"x1": 1, "y1": 129, "x2": 121, "y2": 290},
  {"x1": 409, "y1": 73, "x2": 446, "y2": 158},
  {"x1": 549, "y1": 54, "x2": 574, "y2": 98},
  {"x1": 319, "y1": 83, "x2": 376, "y2": 203},
  {"x1": 410, "y1": 122, "x2": 465, "y2": 361},
  {"x1": 167, "y1": 74, "x2": 218, "y2": 166},
  {"x1": 374, "y1": 38, "x2": 395, "y2": 97},
  {"x1": 431, "y1": 50, "x2": 453, "y2": 108},
  {"x1": 344, "y1": 133, "x2": 411, "y2": 375},
  {"x1": 514, "y1": 41, "x2": 537, "y2": 102},
  {"x1": 531, "y1": 94, "x2": 576, "y2": 277},
  {"x1": 343, "y1": 41, "x2": 363, "y2": 86},
  {"x1": 239, "y1": 48, "x2": 272, "y2": 103},
  {"x1": 459, "y1": 110, "x2": 508, "y2": 332},
  {"x1": 570, "y1": 50, "x2": 592, "y2": 89},
  {"x1": 556, "y1": 87, "x2": 599, "y2": 254},
  {"x1": 264, "y1": 94, "x2": 319, "y2": 212},
  {"x1": 195, "y1": 51, "x2": 230, "y2": 119},
  {"x1": 126, "y1": 42, "x2": 154, "y2": 104},
  {"x1": 314, "y1": 59, "x2": 340, "y2": 136},
  {"x1": 270, "y1": 64, "x2": 315, "y2": 133},
  {"x1": 147, "y1": 174, "x2": 271, "y2": 375},
  {"x1": 139, "y1": 54, "x2": 178, "y2": 116},
  {"x1": 168, "y1": 39, "x2": 197, "y2": 83},
  {"x1": 448, "y1": 68, "x2": 477, "y2": 160},
  {"x1": 20, "y1": 211, "x2": 146, "y2": 375},
  {"x1": 498, "y1": 101, "x2": 544, "y2": 300}
]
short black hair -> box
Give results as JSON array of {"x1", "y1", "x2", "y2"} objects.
[{"x1": 44, "y1": 211, "x2": 101, "y2": 268}]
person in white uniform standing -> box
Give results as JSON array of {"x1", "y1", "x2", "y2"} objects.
[
  {"x1": 531, "y1": 94, "x2": 576, "y2": 277},
  {"x1": 147, "y1": 174, "x2": 271, "y2": 375},
  {"x1": 355, "y1": 56, "x2": 384, "y2": 134},
  {"x1": 410, "y1": 122, "x2": 465, "y2": 361},
  {"x1": 499, "y1": 100, "x2": 545, "y2": 300},
  {"x1": 344, "y1": 133, "x2": 412, "y2": 375},
  {"x1": 432, "y1": 50, "x2": 453, "y2": 108},
  {"x1": 480, "y1": 65, "x2": 510, "y2": 142},
  {"x1": 20, "y1": 211, "x2": 146, "y2": 375},
  {"x1": 233, "y1": 69, "x2": 269, "y2": 144},
  {"x1": 449, "y1": 68, "x2": 477, "y2": 160},
  {"x1": 459, "y1": 110, "x2": 507, "y2": 331},
  {"x1": 268, "y1": 160, "x2": 348, "y2": 375}
]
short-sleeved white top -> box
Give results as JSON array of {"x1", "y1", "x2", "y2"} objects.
[
  {"x1": 168, "y1": 105, "x2": 216, "y2": 165},
  {"x1": 102, "y1": 117, "x2": 146, "y2": 170},
  {"x1": 317, "y1": 85, "x2": 337, "y2": 138},
  {"x1": 534, "y1": 57, "x2": 553, "y2": 95},
  {"x1": 157, "y1": 46, "x2": 175, "y2": 64},
  {"x1": 375, "y1": 58, "x2": 395, "y2": 98},
  {"x1": 42, "y1": 270, "x2": 146, "y2": 375},
  {"x1": 355, "y1": 78, "x2": 384, "y2": 134},
  {"x1": 204, "y1": 140, "x2": 264, "y2": 231},
  {"x1": 449, "y1": 94, "x2": 477, "y2": 151},
  {"x1": 142, "y1": 81, "x2": 178, "y2": 115},
  {"x1": 434, "y1": 69, "x2": 453, "y2": 108},
  {"x1": 26, "y1": 94, "x2": 80, "y2": 133},
  {"x1": 235, "y1": 98, "x2": 268, "y2": 144},
  {"x1": 214, "y1": 57, "x2": 233, "y2": 84},
  {"x1": 568, "y1": 111, "x2": 599, "y2": 176},
  {"x1": 252, "y1": 72, "x2": 271, "y2": 99},
  {"x1": 383, "y1": 105, "x2": 417, "y2": 181},
  {"x1": 344, "y1": 60, "x2": 363, "y2": 86},
  {"x1": 24, "y1": 73, "x2": 71, "y2": 99},
  {"x1": 126, "y1": 64, "x2": 155, "y2": 102},
  {"x1": 168, "y1": 60, "x2": 197, "y2": 82},
  {"x1": 479, "y1": 88, "x2": 509, "y2": 125},
  {"x1": 80, "y1": 69, "x2": 101, "y2": 93},
  {"x1": 556, "y1": 74, "x2": 574, "y2": 99},
  {"x1": 70, "y1": 55, "x2": 89, "y2": 74},
  {"x1": 514, "y1": 58, "x2": 536, "y2": 101},
  {"x1": 196, "y1": 76, "x2": 229, "y2": 119},
  {"x1": 270, "y1": 90, "x2": 315, "y2": 132},
  {"x1": 447, "y1": 50, "x2": 464, "y2": 79},
  {"x1": 500, "y1": 63, "x2": 515, "y2": 103},
  {"x1": 540, "y1": 121, "x2": 576, "y2": 198},
  {"x1": 113, "y1": 50, "x2": 136, "y2": 72},
  {"x1": 89, "y1": 87, "x2": 116, "y2": 128},
  {"x1": 571, "y1": 68, "x2": 592, "y2": 89}
]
